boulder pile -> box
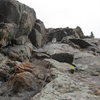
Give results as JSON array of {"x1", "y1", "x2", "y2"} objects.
[{"x1": 0, "y1": 0, "x2": 100, "y2": 100}]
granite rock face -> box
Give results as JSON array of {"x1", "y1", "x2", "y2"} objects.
[
  {"x1": 0, "y1": 0, "x2": 100, "y2": 100},
  {"x1": 0, "y1": 0, "x2": 47, "y2": 48}
]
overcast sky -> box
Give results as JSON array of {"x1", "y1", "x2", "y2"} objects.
[{"x1": 18, "y1": 0, "x2": 100, "y2": 38}]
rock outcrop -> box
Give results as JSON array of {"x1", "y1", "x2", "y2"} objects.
[
  {"x1": 0, "y1": 0, "x2": 100, "y2": 100},
  {"x1": 0, "y1": 0, "x2": 47, "y2": 48}
]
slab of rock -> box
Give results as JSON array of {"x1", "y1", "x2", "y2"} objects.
[
  {"x1": 69, "y1": 39, "x2": 92, "y2": 48},
  {"x1": 42, "y1": 43, "x2": 79, "y2": 55},
  {"x1": 51, "y1": 53, "x2": 74, "y2": 64},
  {"x1": 33, "y1": 59, "x2": 100, "y2": 100}
]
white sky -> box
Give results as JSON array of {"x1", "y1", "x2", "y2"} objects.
[{"x1": 18, "y1": 0, "x2": 100, "y2": 38}]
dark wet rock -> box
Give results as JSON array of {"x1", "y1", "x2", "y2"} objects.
[
  {"x1": 69, "y1": 39, "x2": 92, "y2": 48},
  {"x1": 51, "y1": 53, "x2": 74, "y2": 64}
]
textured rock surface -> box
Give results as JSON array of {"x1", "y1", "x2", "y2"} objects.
[
  {"x1": 9, "y1": 72, "x2": 38, "y2": 93},
  {"x1": 33, "y1": 59, "x2": 100, "y2": 100},
  {"x1": 0, "y1": 0, "x2": 47, "y2": 48},
  {"x1": 0, "y1": 0, "x2": 100, "y2": 100},
  {"x1": 51, "y1": 53, "x2": 74, "y2": 64}
]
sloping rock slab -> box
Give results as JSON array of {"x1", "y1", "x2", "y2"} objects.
[
  {"x1": 69, "y1": 39, "x2": 92, "y2": 48},
  {"x1": 51, "y1": 53, "x2": 73, "y2": 64}
]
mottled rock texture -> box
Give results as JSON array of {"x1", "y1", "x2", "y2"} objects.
[{"x1": 0, "y1": 0, "x2": 100, "y2": 100}]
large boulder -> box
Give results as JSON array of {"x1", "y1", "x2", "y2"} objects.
[
  {"x1": 47, "y1": 26, "x2": 85, "y2": 43},
  {"x1": 47, "y1": 28, "x2": 66, "y2": 42},
  {"x1": 0, "y1": 0, "x2": 47, "y2": 48},
  {"x1": 51, "y1": 53, "x2": 74, "y2": 64},
  {"x1": 0, "y1": 0, "x2": 36, "y2": 28},
  {"x1": 9, "y1": 72, "x2": 38, "y2": 93},
  {"x1": 29, "y1": 19, "x2": 47, "y2": 48},
  {"x1": 29, "y1": 29, "x2": 43, "y2": 48},
  {"x1": 74, "y1": 26, "x2": 84, "y2": 38}
]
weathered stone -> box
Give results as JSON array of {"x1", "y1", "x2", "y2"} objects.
[
  {"x1": 51, "y1": 53, "x2": 74, "y2": 64},
  {"x1": 42, "y1": 43, "x2": 79, "y2": 55},
  {"x1": 33, "y1": 59, "x2": 100, "y2": 100},
  {"x1": 0, "y1": 0, "x2": 36, "y2": 47},
  {"x1": 28, "y1": 29, "x2": 43, "y2": 48},
  {"x1": 34, "y1": 19, "x2": 46, "y2": 35},
  {"x1": 0, "y1": 23, "x2": 17, "y2": 47},
  {"x1": 47, "y1": 26, "x2": 84, "y2": 43},
  {"x1": 2, "y1": 44, "x2": 32, "y2": 61},
  {"x1": 14, "y1": 62, "x2": 33, "y2": 73},
  {"x1": 47, "y1": 28, "x2": 66, "y2": 42},
  {"x1": 29, "y1": 20, "x2": 47, "y2": 48},
  {"x1": 0, "y1": 0, "x2": 100, "y2": 100},
  {"x1": 34, "y1": 19, "x2": 47, "y2": 45},
  {"x1": 69, "y1": 39, "x2": 92, "y2": 48},
  {"x1": 74, "y1": 26, "x2": 84, "y2": 38},
  {"x1": 0, "y1": 0, "x2": 36, "y2": 27},
  {"x1": 9, "y1": 72, "x2": 38, "y2": 93}
]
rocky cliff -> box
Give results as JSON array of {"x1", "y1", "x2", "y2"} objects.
[{"x1": 0, "y1": 0, "x2": 100, "y2": 100}]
